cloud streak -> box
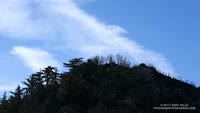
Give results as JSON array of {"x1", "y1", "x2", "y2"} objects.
[
  {"x1": 10, "y1": 46, "x2": 60, "y2": 71},
  {"x1": 0, "y1": 0, "x2": 175, "y2": 73},
  {"x1": 0, "y1": 85, "x2": 16, "y2": 92}
]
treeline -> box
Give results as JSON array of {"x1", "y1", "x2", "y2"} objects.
[{"x1": 0, "y1": 56, "x2": 199, "y2": 113}]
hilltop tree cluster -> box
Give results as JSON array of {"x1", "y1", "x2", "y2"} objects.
[{"x1": 0, "y1": 56, "x2": 199, "y2": 113}]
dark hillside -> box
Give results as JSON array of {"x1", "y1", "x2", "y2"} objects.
[{"x1": 0, "y1": 56, "x2": 199, "y2": 113}]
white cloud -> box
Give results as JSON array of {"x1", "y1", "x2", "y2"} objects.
[
  {"x1": 0, "y1": 0, "x2": 47, "y2": 39},
  {"x1": 0, "y1": 85, "x2": 16, "y2": 91},
  {"x1": 73, "y1": 0, "x2": 97, "y2": 5},
  {"x1": 10, "y1": 46, "x2": 61, "y2": 71},
  {"x1": 0, "y1": 0, "x2": 175, "y2": 73}
]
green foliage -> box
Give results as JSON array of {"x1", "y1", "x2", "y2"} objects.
[{"x1": 0, "y1": 56, "x2": 199, "y2": 113}]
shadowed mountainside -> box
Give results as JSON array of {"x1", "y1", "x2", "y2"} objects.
[{"x1": 0, "y1": 56, "x2": 199, "y2": 113}]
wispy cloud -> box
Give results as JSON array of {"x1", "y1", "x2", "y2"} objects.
[
  {"x1": 0, "y1": 85, "x2": 16, "y2": 92},
  {"x1": 0, "y1": 0, "x2": 175, "y2": 73},
  {"x1": 10, "y1": 46, "x2": 61, "y2": 71}
]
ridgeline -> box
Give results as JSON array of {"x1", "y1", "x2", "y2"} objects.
[{"x1": 0, "y1": 56, "x2": 199, "y2": 113}]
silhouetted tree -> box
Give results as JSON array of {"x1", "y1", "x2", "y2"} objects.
[{"x1": 0, "y1": 56, "x2": 199, "y2": 113}]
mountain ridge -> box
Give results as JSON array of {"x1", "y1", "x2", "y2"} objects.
[{"x1": 0, "y1": 56, "x2": 199, "y2": 113}]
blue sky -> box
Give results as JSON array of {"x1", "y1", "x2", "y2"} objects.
[
  {"x1": 0, "y1": 0, "x2": 199, "y2": 94},
  {"x1": 83, "y1": 0, "x2": 200, "y2": 84}
]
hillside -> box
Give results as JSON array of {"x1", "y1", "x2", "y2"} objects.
[{"x1": 0, "y1": 56, "x2": 199, "y2": 113}]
